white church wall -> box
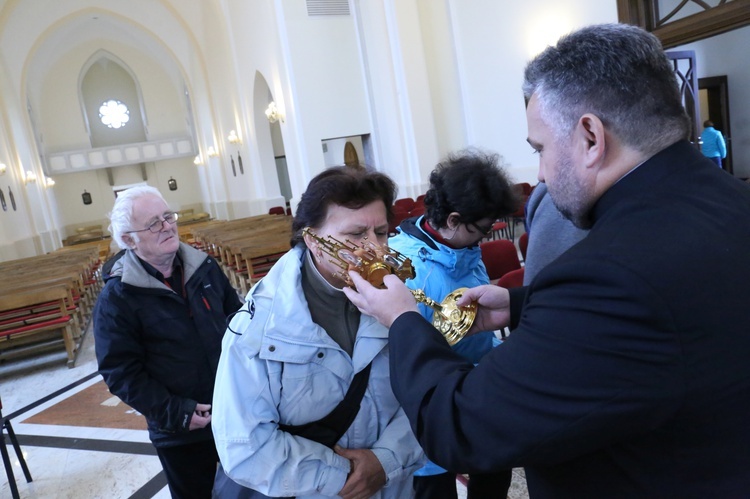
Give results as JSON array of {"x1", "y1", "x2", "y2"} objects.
[
  {"x1": 674, "y1": 25, "x2": 750, "y2": 179},
  {"x1": 0, "y1": 52, "x2": 46, "y2": 259},
  {"x1": 443, "y1": 0, "x2": 619, "y2": 184},
  {"x1": 348, "y1": 0, "x2": 439, "y2": 200},
  {"x1": 33, "y1": 37, "x2": 201, "y2": 232},
  {"x1": 280, "y1": 0, "x2": 371, "y2": 173},
  {"x1": 37, "y1": 40, "x2": 188, "y2": 151},
  {"x1": 183, "y1": 0, "x2": 284, "y2": 218},
  {"x1": 417, "y1": 0, "x2": 466, "y2": 161}
]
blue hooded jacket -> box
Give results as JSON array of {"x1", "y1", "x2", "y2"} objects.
[
  {"x1": 389, "y1": 216, "x2": 499, "y2": 476},
  {"x1": 389, "y1": 216, "x2": 497, "y2": 364}
]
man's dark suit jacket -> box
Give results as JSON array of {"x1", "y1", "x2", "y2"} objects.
[{"x1": 389, "y1": 141, "x2": 750, "y2": 497}]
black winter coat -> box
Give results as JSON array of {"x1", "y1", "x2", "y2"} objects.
[
  {"x1": 94, "y1": 243, "x2": 242, "y2": 447},
  {"x1": 389, "y1": 141, "x2": 750, "y2": 497}
]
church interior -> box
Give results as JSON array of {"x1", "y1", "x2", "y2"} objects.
[{"x1": 2, "y1": 0, "x2": 749, "y2": 497}]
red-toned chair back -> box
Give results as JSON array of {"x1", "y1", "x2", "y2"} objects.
[
  {"x1": 268, "y1": 206, "x2": 285, "y2": 215},
  {"x1": 409, "y1": 205, "x2": 425, "y2": 218},
  {"x1": 389, "y1": 205, "x2": 411, "y2": 234},
  {"x1": 394, "y1": 198, "x2": 416, "y2": 212},
  {"x1": 497, "y1": 267, "x2": 525, "y2": 288},
  {"x1": 481, "y1": 239, "x2": 522, "y2": 281}
]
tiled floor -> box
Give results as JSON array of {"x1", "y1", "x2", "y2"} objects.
[
  {"x1": 1, "y1": 290, "x2": 529, "y2": 498},
  {"x1": 1, "y1": 323, "x2": 170, "y2": 499}
]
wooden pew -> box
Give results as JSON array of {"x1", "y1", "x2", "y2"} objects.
[
  {"x1": 0, "y1": 247, "x2": 102, "y2": 347},
  {"x1": 0, "y1": 286, "x2": 78, "y2": 367},
  {"x1": 189, "y1": 215, "x2": 293, "y2": 294},
  {"x1": 0, "y1": 249, "x2": 97, "y2": 319}
]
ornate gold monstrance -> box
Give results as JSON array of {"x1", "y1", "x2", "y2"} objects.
[{"x1": 304, "y1": 228, "x2": 476, "y2": 345}]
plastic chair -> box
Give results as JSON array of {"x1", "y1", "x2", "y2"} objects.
[
  {"x1": 497, "y1": 267, "x2": 525, "y2": 288},
  {"x1": 268, "y1": 206, "x2": 285, "y2": 215},
  {"x1": 1, "y1": 396, "x2": 32, "y2": 499},
  {"x1": 480, "y1": 239, "x2": 522, "y2": 281}
]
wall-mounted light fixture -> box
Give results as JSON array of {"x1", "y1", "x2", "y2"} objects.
[
  {"x1": 265, "y1": 101, "x2": 284, "y2": 124},
  {"x1": 207, "y1": 146, "x2": 219, "y2": 158},
  {"x1": 227, "y1": 130, "x2": 242, "y2": 145},
  {"x1": 82, "y1": 190, "x2": 92, "y2": 205},
  {"x1": 168, "y1": 177, "x2": 178, "y2": 191},
  {"x1": 44, "y1": 177, "x2": 55, "y2": 188},
  {"x1": 194, "y1": 155, "x2": 203, "y2": 166},
  {"x1": 0, "y1": 163, "x2": 6, "y2": 175},
  {"x1": 24, "y1": 170, "x2": 37, "y2": 183}
]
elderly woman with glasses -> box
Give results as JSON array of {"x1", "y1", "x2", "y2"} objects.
[
  {"x1": 94, "y1": 185, "x2": 242, "y2": 499},
  {"x1": 211, "y1": 166, "x2": 424, "y2": 499},
  {"x1": 387, "y1": 149, "x2": 518, "y2": 499}
]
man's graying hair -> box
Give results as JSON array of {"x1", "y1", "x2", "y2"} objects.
[
  {"x1": 523, "y1": 23, "x2": 691, "y2": 157},
  {"x1": 108, "y1": 185, "x2": 166, "y2": 249}
]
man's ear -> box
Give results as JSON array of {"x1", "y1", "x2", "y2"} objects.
[
  {"x1": 576, "y1": 113, "x2": 606, "y2": 169},
  {"x1": 121, "y1": 234, "x2": 136, "y2": 249}
]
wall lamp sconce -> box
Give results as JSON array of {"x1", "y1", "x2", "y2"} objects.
[
  {"x1": 227, "y1": 130, "x2": 242, "y2": 145},
  {"x1": 265, "y1": 101, "x2": 284, "y2": 124},
  {"x1": 207, "y1": 146, "x2": 219, "y2": 158},
  {"x1": 194, "y1": 155, "x2": 203, "y2": 166},
  {"x1": 168, "y1": 177, "x2": 178, "y2": 191},
  {"x1": 24, "y1": 170, "x2": 37, "y2": 183},
  {"x1": 82, "y1": 190, "x2": 92, "y2": 205},
  {"x1": 0, "y1": 163, "x2": 6, "y2": 175},
  {"x1": 45, "y1": 177, "x2": 55, "y2": 188}
]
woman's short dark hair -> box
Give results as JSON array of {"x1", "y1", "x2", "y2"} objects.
[
  {"x1": 424, "y1": 149, "x2": 519, "y2": 228},
  {"x1": 291, "y1": 166, "x2": 397, "y2": 246}
]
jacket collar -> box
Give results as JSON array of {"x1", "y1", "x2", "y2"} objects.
[
  {"x1": 590, "y1": 140, "x2": 704, "y2": 227},
  {"x1": 252, "y1": 246, "x2": 387, "y2": 368},
  {"x1": 112, "y1": 242, "x2": 208, "y2": 291},
  {"x1": 392, "y1": 215, "x2": 482, "y2": 277}
]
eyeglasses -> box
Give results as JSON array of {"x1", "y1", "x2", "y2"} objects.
[
  {"x1": 127, "y1": 212, "x2": 179, "y2": 234},
  {"x1": 467, "y1": 221, "x2": 494, "y2": 236}
]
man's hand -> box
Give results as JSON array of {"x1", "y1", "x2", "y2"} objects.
[
  {"x1": 335, "y1": 447, "x2": 386, "y2": 499},
  {"x1": 343, "y1": 272, "x2": 418, "y2": 328},
  {"x1": 189, "y1": 403, "x2": 212, "y2": 430},
  {"x1": 456, "y1": 285, "x2": 511, "y2": 333}
]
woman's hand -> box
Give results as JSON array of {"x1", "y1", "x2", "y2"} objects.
[{"x1": 335, "y1": 447, "x2": 386, "y2": 499}]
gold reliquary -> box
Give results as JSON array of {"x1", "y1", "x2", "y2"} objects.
[{"x1": 303, "y1": 228, "x2": 476, "y2": 345}]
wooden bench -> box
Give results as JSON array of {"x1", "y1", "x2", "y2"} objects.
[
  {"x1": 0, "y1": 286, "x2": 78, "y2": 367},
  {"x1": 0, "y1": 246, "x2": 104, "y2": 365},
  {"x1": 0, "y1": 248, "x2": 99, "y2": 320},
  {"x1": 190, "y1": 215, "x2": 293, "y2": 294}
]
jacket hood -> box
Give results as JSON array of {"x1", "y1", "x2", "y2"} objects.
[
  {"x1": 107, "y1": 242, "x2": 209, "y2": 291},
  {"x1": 390, "y1": 215, "x2": 483, "y2": 284}
]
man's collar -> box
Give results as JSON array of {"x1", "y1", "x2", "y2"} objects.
[{"x1": 138, "y1": 253, "x2": 182, "y2": 281}]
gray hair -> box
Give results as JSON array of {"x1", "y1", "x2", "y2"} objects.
[
  {"x1": 522, "y1": 23, "x2": 691, "y2": 156},
  {"x1": 108, "y1": 185, "x2": 167, "y2": 249}
]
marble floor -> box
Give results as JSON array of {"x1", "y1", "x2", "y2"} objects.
[
  {"x1": 1, "y1": 322, "x2": 170, "y2": 499},
  {"x1": 1, "y1": 313, "x2": 529, "y2": 499}
]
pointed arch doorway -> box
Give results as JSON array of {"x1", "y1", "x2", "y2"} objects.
[{"x1": 253, "y1": 72, "x2": 291, "y2": 213}]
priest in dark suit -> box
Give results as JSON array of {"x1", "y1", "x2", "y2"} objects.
[{"x1": 344, "y1": 23, "x2": 750, "y2": 498}]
